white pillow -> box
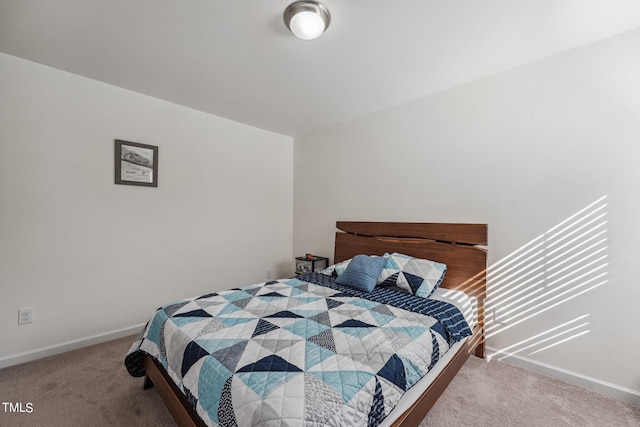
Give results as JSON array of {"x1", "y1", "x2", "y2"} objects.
[
  {"x1": 377, "y1": 252, "x2": 447, "y2": 298},
  {"x1": 320, "y1": 258, "x2": 352, "y2": 277}
]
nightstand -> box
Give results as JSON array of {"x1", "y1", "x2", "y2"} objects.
[{"x1": 295, "y1": 254, "x2": 329, "y2": 275}]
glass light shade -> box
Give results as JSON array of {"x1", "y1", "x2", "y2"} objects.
[
  {"x1": 284, "y1": 1, "x2": 331, "y2": 40},
  {"x1": 289, "y1": 11, "x2": 325, "y2": 40}
]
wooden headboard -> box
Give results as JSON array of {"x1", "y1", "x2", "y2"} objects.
[{"x1": 334, "y1": 221, "x2": 487, "y2": 300}]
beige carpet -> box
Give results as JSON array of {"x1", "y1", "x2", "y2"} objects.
[
  {"x1": 0, "y1": 335, "x2": 638, "y2": 426},
  {"x1": 420, "y1": 356, "x2": 640, "y2": 427}
]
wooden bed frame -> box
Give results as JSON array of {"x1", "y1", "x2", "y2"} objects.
[{"x1": 140, "y1": 221, "x2": 487, "y2": 427}]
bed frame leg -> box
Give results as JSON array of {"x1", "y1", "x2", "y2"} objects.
[
  {"x1": 475, "y1": 342, "x2": 486, "y2": 359},
  {"x1": 143, "y1": 374, "x2": 154, "y2": 390}
]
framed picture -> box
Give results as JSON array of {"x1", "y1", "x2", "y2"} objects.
[{"x1": 114, "y1": 140, "x2": 158, "y2": 187}]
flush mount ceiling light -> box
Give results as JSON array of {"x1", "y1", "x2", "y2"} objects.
[{"x1": 284, "y1": 1, "x2": 331, "y2": 40}]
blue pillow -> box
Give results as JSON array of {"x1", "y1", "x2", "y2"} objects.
[{"x1": 336, "y1": 254, "x2": 387, "y2": 292}]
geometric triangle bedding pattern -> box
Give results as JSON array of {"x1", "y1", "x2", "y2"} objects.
[
  {"x1": 378, "y1": 252, "x2": 447, "y2": 298},
  {"x1": 126, "y1": 274, "x2": 470, "y2": 427}
]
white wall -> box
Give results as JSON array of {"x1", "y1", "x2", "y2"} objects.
[
  {"x1": 0, "y1": 53, "x2": 293, "y2": 360},
  {"x1": 294, "y1": 29, "x2": 640, "y2": 398}
]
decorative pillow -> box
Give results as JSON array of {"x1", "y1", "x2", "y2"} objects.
[
  {"x1": 320, "y1": 258, "x2": 352, "y2": 277},
  {"x1": 336, "y1": 254, "x2": 387, "y2": 293},
  {"x1": 378, "y1": 252, "x2": 447, "y2": 298}
]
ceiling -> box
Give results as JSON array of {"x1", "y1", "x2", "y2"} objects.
[{"x1": 1, "y1": 1, "x2": 640, "y2": 137}]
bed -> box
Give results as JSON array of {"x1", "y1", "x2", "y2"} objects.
[{"x1": 125, "y1": 221, "x2": 487, "y2": 427}]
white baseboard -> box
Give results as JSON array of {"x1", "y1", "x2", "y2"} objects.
[
  {"x1": 486, "y1": 346, "x2": 640, "y2": 406},
  {"x1": 0, "y1": 324, "x2": 145, "y2": 370}
]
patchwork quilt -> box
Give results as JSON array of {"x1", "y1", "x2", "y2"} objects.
[{"x1": 125, "y1": 272, "x2": 471, "y2": 427}]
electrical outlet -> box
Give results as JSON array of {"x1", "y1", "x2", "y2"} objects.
[
  {"x1": 494, "y1": 308, "x2": 507, "y2": 324},
  {"x1": 18, "y1": 307, "x2": 34, "y2": 325}
]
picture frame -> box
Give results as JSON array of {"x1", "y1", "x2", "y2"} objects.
[{"x1": 114, "y1": 139, "x2": 158, "y2": 187}]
